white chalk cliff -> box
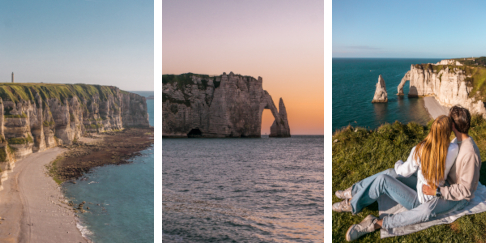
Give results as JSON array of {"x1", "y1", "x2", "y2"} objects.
[
  {"x1": 397, "y1": 61, "x2": 486, "y2": 117},
  {"x1": 162, "y1": 72, "x2": 291, "y2": 138},
  {"x1": 372, "y1": 75, "x2": 388, "y2": 103}
]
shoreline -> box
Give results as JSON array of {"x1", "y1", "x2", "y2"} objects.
[
  {"x1": 53, "y1": 127, "x2": 154, "y2": 182},
  {"x1": 0, "y1": 127, "x2": 154, "y2": 242},
  {"x1": 0, "y1": 147, "x2": 87, "y2": 242},
  {"x1": 423, "y1": 96, "x2": 450, "y2": 119}
]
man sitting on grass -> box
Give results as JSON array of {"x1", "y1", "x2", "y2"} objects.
[{"x1": 332, "y1": 106, "x2": 481, "y2": 241}]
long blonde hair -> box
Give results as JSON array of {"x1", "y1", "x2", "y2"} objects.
[{"x1": 413, "y1": 115, "x2": 452, "y2": 190}]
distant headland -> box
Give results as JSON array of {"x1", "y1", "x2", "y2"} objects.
[
  {"x1": 0, "y1": 83, "x2": 150, "y2": 171},
  {"x1": 0, "y1": 83, "x2": 152, "y2": 242},
  {"x1": 394, "y1": 57, "x2": 486, "y2": 118}
]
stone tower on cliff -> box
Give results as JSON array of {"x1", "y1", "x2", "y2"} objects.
[{"x1": 11, "y1": 72, "x2": 14, "y2": 83}]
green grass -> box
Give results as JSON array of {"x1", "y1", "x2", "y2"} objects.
[
  {"x1": 467, "y1": 67, "x2": 486, "y2": 101},
  {"x1": 0, "y1": 147, "x2": 7, "y2": 162},
  {"x1": 43, "y1": 121, "x2": 55, "y2": 127},
  {"x1": 8, "y1": 135, "x2": 33, "y2": 144},
  {"x1": 332, "y1": 116, "x2": 486, "y2": 242},
  {"x1": 162, "y1": 72, "x2": 256, "y2": 91},
  {"x1": 0, "y1": 83, "x2": 122, "y2": 106},
  {"x1": 46, "y1": 156, "x2": 63, "y2": 185},
  {"x1": 4, "y1": 112, "x2": 27, "y2": 118},
  {"x1": 453, "y1": 57, "x2": 486, "y2": 67},
  {"x1": 415, "y1": 61, "x2": 486, "y2": 102}
]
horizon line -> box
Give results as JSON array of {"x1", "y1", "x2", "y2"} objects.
[{"x1": 332, "y1": 57, "x2": 450, "y2": 59}]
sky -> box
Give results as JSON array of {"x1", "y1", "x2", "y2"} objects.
[
  {"x1": 0, "y1": 0, "x2": 154, "y2": 91},
  {"x1": 333, "y1": 0, "x2": 486, "y2": 58},
  {"x1": 163, "y1": 0, "x2": 324, "y2": 135}
]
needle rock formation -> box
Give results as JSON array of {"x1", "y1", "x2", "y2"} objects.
[
  {"x1": 372, "y1": 75, "x2": 388, "y2": 103},
  {"x1": 162, "y1": 72, "x2": 291, "y2": 138}
]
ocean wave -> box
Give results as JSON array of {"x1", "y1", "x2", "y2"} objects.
[{"x1": 76, "y1": 218, "x2": 93, "y2": 243}]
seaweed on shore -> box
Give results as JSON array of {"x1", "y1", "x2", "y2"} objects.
[{"x1": 48, "y1": 127, "x2": 154, "y2": 183}]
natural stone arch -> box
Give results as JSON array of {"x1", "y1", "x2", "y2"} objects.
[
  {"x1": 397, "y1": 71, "x2": 411, "y2": 95},
  {"x1": 258, "y1": 91, "x2": 290, "y2": 137}
]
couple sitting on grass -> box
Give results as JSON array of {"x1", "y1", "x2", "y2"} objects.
[{"x1": 333, "y1": 106, "x2": 481, "y2": 241}]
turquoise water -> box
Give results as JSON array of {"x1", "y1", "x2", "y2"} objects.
[
  {"x1": 63, "y1": 91, "x2": 154, "y2": 243},
  {"x1": 332, "y1": 58, "x2": 445, "y2": 131}
]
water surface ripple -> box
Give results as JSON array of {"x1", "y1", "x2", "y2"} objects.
[{"x1": 163, "y1": 136, "x2": 324, "y2": 242}]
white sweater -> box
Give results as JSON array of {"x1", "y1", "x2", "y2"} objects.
[{"x1": 394, "y1": 143, "x2": 459, "y2": 203}]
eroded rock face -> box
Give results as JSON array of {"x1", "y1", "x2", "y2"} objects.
[
  {"x1": 397, "y1": 71, "x2": 411, "y2": 95},
  {"x1": 372, "y1": 75, "x2": 388, "y2": 103},
  {"x1": 0, "y1": 84, "x2": 149, "y2": 173},
  {"x1": 270, "y1": 98, "x2": 291, "y2": 137},
  {"x1": 398, "y1": 63, "x2": 486, "y2": 117},
  {"x1": 163, "y1": 72, "x2": 291, "y2": 138}
]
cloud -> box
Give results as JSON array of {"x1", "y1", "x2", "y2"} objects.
[{"x1": 343, "y1": 45, "x2": 381, "y2": 50}]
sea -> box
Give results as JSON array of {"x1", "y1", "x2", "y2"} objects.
[
  {"x1": 332, "y1": 58, "x2": 445, "y2": 132},
  {"x1": 162, "y1": 135, "x2": 324, "y2": 242},
  {"x1": 62, "y1": 91, "x2": 154, "y2": 243}
]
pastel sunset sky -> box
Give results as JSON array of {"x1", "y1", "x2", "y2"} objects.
[{"x1": 163, "y1": 0, "x2": 324, "y2": 135}]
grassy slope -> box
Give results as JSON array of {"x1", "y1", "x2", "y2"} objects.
[{"x1": 332, "y1": 116, "x2": 486, "y2": 242}]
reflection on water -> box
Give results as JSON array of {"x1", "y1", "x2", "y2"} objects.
[
  {"x1": 372, "y1": 96, "x2": 430, "y2": 128},
  {"x1": 373, "y1": 102, "x2": 388, "y2": 123},
  {"x1": 163, "y1": 136, "x2": 324, "y2": 242}
]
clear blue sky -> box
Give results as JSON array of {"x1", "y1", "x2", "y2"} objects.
[
  {"x1": 0, "y1": 0, "x2": 153, "y2": 91},
  {"x1": 333, "y1": 0, "x2": 486, "y2": 58}
]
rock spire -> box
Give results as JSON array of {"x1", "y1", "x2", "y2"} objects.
[
  {"x1": 270, "y1": 98, "x2": 291, "y2": 137},
  {"x1": 372, "y1": 75, "x2": 388, "y2": 103}
]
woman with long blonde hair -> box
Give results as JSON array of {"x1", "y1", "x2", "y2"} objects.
[
  {"x1": 398, "y1": 115, "x2": 458, "y2": 203},
  {"x1": 332, "y1": 115, "x2": 459, "y2": 241}
]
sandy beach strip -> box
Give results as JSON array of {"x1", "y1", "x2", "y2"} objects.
[
  {"x1": 0, "y1": 147, "x2": 87, "y2": 243},
  {"x1": 424, "y1": 96, "x2": 450, "y2": 119}
]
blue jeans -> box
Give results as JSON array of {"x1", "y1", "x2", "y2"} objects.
[
  {"x1": 351, "y1": 168, "x2": 468, "y2": 229},
  {"x1": 351, "y1": 168, "x2": 419, "y2": 214},
  {"x1": 382, "y1": 196, "x2": 468, "y2": 229}
]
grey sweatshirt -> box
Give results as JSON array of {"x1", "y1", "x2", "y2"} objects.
[{"x1": 440, "y1": 137, "x2": 481, "y2": 201}]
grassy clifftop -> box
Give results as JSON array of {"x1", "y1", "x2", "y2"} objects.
[
  {"x1": 0, "y1": 83, "x2": 123, "y2": 105},
  {"x1": 162, "y1": 72, "x2": 258, "y2": 91},
  {"x1": 332, "y1": 116, "x2": 486, "y2": 242},
  {"x1": 414, "y1": 60, "x2": 486, "y2": 102}
]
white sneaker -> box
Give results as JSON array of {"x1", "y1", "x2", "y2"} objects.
[
  {"x1": 345, "y1": 215, "x2": 378, "y2": 241},
  {"x1": 332, "y1": 199, "x2": 352, "y2": 212},
  {"x1": 335, "y1": 186, "x2": 353, "y2": 199}
]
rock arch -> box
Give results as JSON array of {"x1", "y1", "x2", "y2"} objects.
[
  {"x1": 162, "y1": 72, "x2": 291, "y2": 138},
  {"x1": 397, "y1": 71, "x2": 411, "y2": 95},
  {"x1": 259, "y1": 92, "x2": 290, "y2": 137}
]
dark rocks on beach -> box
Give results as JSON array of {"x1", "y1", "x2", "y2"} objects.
[
  {"x1": 77, "y1": 201, "x2": 85, "y2": 210},
  {"x1": 53, "y1": 127, "x2": 153, "y2": 182}
]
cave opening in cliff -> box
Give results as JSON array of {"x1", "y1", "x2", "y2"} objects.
[{"x1": 187, "y1": 128, "x2": 202, "y2": 138}]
